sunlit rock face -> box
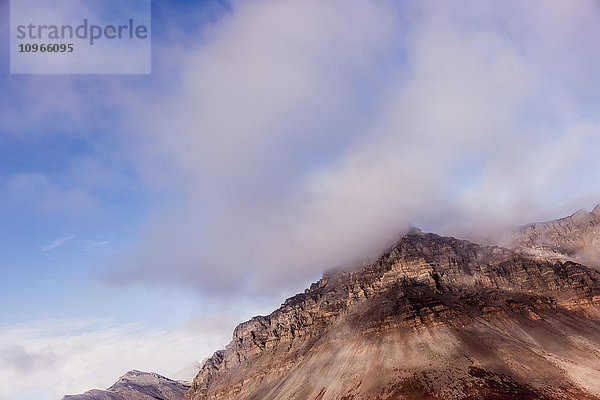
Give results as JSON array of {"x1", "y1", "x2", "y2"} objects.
[
  {"x1": 510, "y1": 204, "x2": 600, "y2": 267},
  {"x1": 62, "y1": 370, "x2": 190, "y2": 400},
  {"x1": 185, "y1": 230, "x2": 600, "y2": 400}
]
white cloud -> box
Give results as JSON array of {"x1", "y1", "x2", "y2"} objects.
[
  {"x1": 40, "y1": 236, "x2": 75, "y2": 252},
  {"x1": 0, "y1": 317, "x2": 235, "y2": 400},
  {"x1": 83, "y1": 239, "x2": 111, "y2": 251}
]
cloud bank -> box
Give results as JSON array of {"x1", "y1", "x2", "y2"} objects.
[
  {"x1": 0, "y1": 317, "x2": 235, "y2": 400},
  {"x1": 115, "y1": 0, "x2": 600, "y2": 297}
]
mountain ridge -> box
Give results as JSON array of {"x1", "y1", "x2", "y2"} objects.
[{"x1": 510, "y1": 204, "x2": 600, "y2": 266}]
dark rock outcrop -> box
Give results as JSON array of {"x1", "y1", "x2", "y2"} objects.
[
  {"x1": 62, "y1": 370, "x2": 190, "y2": 400},
  {"x1": 185, "y1": 230, "x2": 600, "y2": 400}
]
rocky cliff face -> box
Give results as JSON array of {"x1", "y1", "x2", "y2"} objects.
[
  {"x1": 62, "y1": 370, "x2": 190, "y2": 400},
  {"x1": 510, "y1": 204, "x2": 600, "y2": 266},
  {"x1": 185, "y1": 230, "x2": 600, "y2": 400}
]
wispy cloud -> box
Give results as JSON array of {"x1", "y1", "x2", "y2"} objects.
[
  {"x1": 83, "y1": 240, "x2": 111, "y2": 251},
  {"x1": 40, "y1": 236, "x2": 75, "y2": 252}
]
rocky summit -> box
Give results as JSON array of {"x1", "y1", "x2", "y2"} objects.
[
  {"x1": 62, "y1": 370, "x2": 190, "y2": 400},
  {"x1": 185, "y1": 229, "x2": 600, "y2": 400}
]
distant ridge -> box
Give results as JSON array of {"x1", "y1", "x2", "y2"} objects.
[
  {"x1": 62, "y1": 370, "x2": 190, "y2": 400},
  {"x1": 510, "y1": 203, "x2": 600, "y2": 266}
]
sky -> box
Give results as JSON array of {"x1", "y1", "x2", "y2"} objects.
[{"x1": 1, "y1": 0, "x2": 600, "y2": 399}]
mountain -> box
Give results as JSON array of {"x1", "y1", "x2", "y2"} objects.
[
  {"x1": 510, "y1": 204, "x2": 600, "y2": 266},
  {"x1": 62, "y1": 370, "x2": 190, "y2": 400},
  {"x1": 184, "y1": 229, "x2": 600, "y2": 400},
  {"x1": 63, "y1": 206, "x2": 600, "y2": 400}
]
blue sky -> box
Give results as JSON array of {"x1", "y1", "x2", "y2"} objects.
[{"x1": 1, "y1": 0, "x2": 600, "y2": 399}]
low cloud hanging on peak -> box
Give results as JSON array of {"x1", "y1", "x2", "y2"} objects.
[{"x1": 107, "y1": 0, "x2": 600, "y2": 300}]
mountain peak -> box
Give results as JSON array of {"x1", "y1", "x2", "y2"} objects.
[
  {"x1": 119, "y1": 369, "x2": 166, "y2": 379},
  {"x1": 406, "y1": 226, "x2": 424, "y2": 235},
  {"x1": 572, "y1": 208, "x2": 589, "y2": 219},
  {"x1": 185, "y1": 231, "x2": 600, "y2": 400}
]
